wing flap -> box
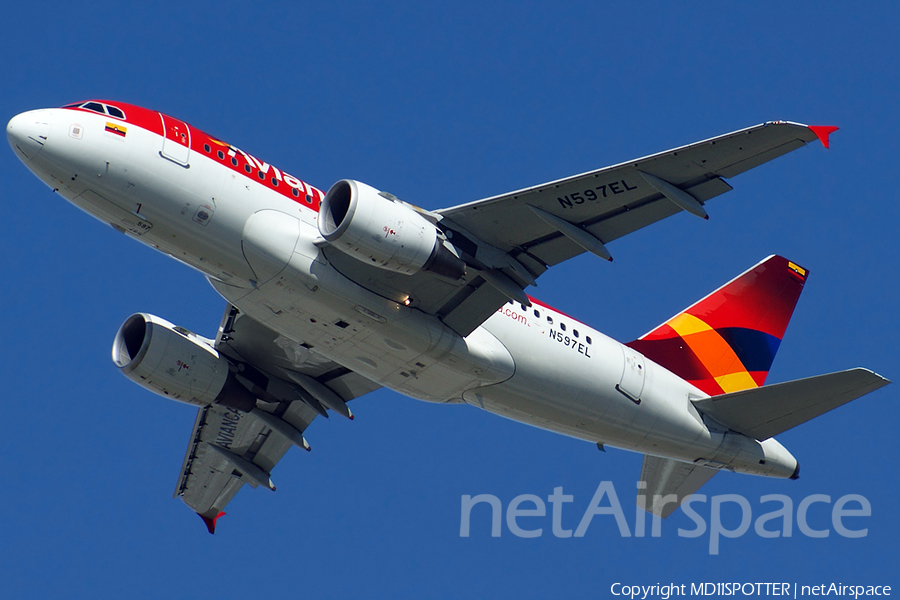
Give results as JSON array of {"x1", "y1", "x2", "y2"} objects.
[
  {"x1": 520, "y1": 177, "x2": 731, "y2": 267},
  {"x1": 693, "y1": 368, "x2": 891, "y2": 440},
  {"x1": 439, "y1": 279, "x2": 511, "y2": 336},
  {"x1": 639, "y1": 455, "x2": 718, "y2": 518},
  {"x1": 173, "y1": 305, "x2": 381, "y2": 530},
  {"x1": 175, "y1": 404, "x2": 291, "y2": 516}
]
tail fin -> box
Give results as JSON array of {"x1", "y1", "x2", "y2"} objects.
[{"x1": 626, "y1": 255, "x2": 808, "y2": 396}]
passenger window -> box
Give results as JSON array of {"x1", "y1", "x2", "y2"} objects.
[
  {"x1": 258, "y1": 171, "x2": 265, "y2": 180},
  {"x1": 547, "y1": 316, "x2": 553, "y2": 324},
  {"x1": 305, "y1": 194, "x2": 313, "y2": 204},
  {"x1": 82, "y1": 102, "x2": 106, "y2": 114},
  {"x1": 271, "y1": 177, "x2": 279, "y2": 186},
  {"x1": 292, "y1": 188, "x2": 300, "y2": 197},
  {"x1": 217, "y1": 150, "x2": 225, "y2": 159},
  {"x1": 231, "y1": 157, "x2": 238, "y2": 166},
  {"x1": 560, "y1": 323, "x2": 566, "y2": 332},
  {"x1": 244, "y1": 164, "x2": 252, "y2": 173},
  {"x1": 533, "y1": 309, "x2": 540, "y2": 318},
  {"x1": 573, "y1": 330, "x2": 579, "y2": 338},
  {"x1": 203, "y1": 144, "x2": 211, "y2": 152},
  {"x1": 106, "y1": 106, "x2": 125, "y2": 119},
  {"x1": 586, "y1": 336, "x2": 593, "y2": 345}
]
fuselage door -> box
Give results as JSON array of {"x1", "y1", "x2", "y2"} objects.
[
  {"x1": 159, "y1": 113, "x2": 191, "y2": 166},
  {"x1": 617, "y1": 346, "x2": 646, "y2": 403}
]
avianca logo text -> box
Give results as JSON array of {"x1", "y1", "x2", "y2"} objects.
[{"x1": 205, "y1": 138, "x2": 324, "y2": 208}]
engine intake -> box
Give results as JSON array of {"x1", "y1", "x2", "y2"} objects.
[
  {"x1": 112, "y1": 313, "x2": 255, "y2": 410},
  {"x1": 319, "y1": 179, "x2": 465, "y2": 279}
]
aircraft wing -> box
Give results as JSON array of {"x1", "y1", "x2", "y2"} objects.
[
  {"x1": 638, "y1": 455, "x2": 718, "y2": 518},
  {"x1": 174, "y1": 305, "x2": 381, "y2": 532},
  {"x1": 325, "y1": 122, "x2": 832, "y2": 336}
]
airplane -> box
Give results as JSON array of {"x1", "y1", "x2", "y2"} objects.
[{"x1": 7, "y1": 101, "x2": 890, "y2": 534}]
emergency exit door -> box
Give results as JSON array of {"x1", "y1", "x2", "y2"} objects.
[{"x1": 617, "y1": 346, "x2": 646, "y2": 403}]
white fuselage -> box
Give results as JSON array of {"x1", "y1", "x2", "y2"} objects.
[{"x1": 7, "y1": 106, "x2": 798, "y2": 480}]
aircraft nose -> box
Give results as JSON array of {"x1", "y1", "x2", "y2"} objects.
[{"x1": 7, "y1": 109, "x2": 53, "y2": 161}]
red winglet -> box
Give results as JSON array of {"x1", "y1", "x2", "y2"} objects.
[
  {"x1": 199, "y1": 511, "x2": 226, "y2": 534},
  {"x1": 808, "y1": 125, "x2": 839, "y2": 149}
]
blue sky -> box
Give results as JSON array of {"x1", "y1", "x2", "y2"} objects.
[{"x1": 1, "y1": 2, "x2": 897, "y2": 598}]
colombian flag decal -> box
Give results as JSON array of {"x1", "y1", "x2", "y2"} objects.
[
  {"x1": 787, "y1": 261, "x2": 807, "y2": 280},
  {"x1": 105, "y1": 122, "x2": 127, "y2": 137}
]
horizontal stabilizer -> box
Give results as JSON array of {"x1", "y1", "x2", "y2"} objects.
[
  {"x1": 694, "y1": 368, "x2": 890, "y2": 440},
  {"x1": 639, "y1": 455, "x2": 718, "y2": 518}
]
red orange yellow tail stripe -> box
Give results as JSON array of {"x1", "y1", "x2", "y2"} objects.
[{"x1": 627, "y1": 255, "x2": 808, "y2": 396}]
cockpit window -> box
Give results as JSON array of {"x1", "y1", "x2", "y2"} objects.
[
  {"x1": 82, "y1": 102, "x2": 106, "y2": 114},
  {"x1": 63, "y1": 101, "x2": 127, "y2": 120}
]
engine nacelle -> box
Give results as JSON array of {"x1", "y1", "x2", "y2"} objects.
[
  {"x1": 112, "y1": 313, "x2": 236, "y2": 408},
  {"x1": 318, "y1": 179, "x2": 465, "y2": 279}
]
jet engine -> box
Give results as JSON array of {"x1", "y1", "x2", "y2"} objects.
[
  {"x1": 318, "y1": 179, "x2": 465, "y2": 279},
  {"x1": 112, "y1": 313, "x2": 255, "y2": 410}
]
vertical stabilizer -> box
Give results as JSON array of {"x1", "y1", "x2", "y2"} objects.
[{"x1": 627, "y1": 255, "x2": 808, "y2": 396}]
